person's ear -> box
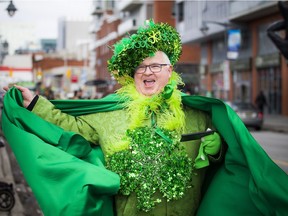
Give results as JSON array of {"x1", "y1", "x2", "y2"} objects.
[{"x1": 168, "y1": 65, "x2": 173, "y2": 77}]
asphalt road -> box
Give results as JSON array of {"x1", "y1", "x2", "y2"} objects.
[{"x1": 251, "y1": 130, "x2": 288, "y2": 174}]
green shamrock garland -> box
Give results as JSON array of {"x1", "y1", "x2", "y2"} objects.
[{"x1": 106, "y1": 126, "x2": 194, "y2": 212}]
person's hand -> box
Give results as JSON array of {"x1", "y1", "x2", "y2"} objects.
[
  {"x1": 194, "y1": 129, "x2": 221, "y2": 169},
  {"x1": 201, "y1": 129, "x2": 221, "y2": 156},
  {"x1": 3, "y1": 85, "x2": 34, "y2": 108}
]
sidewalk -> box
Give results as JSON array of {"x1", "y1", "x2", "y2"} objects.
[{"x1": 263, "y1": 114, "x2": 288, "y2": 133}]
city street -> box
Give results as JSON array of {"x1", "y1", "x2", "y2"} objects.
[
  {"x1": 251, "y1": 130, "x2": 288, "y2": 174},
  {"x1": 1, "y1": 0, "x2": 288, "y2": 215}
]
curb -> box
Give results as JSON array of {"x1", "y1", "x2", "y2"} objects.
[{"x1": 262, "y1": 125, "x2": 288, "y2": 133}]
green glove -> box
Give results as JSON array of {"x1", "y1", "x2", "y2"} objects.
[{"x1": 194, "y1": 129, "x2": 221, "y2": 169}]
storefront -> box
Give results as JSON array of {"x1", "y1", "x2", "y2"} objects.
[
  {"x1": 255, "y1": 53, "x2": 282, "y2": 114},
  {"x1": 230, "y1": 58, "x2": 252, "y2": 103}
]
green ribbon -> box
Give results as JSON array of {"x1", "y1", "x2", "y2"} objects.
[
  {"x1": 162, "y1": 80, "x2": 177, "y2": 99},
  {"x1": 147, "y1": 81, "x2": 177, "y2": 146},
  {"x1": 150, "y1": 111, "x2": 173, "y2": 145},
  {"x1": 154, "y1": 126, "x2": 173, "y2": 145},
  {"x1": 151, "y1": 111, "x2": 156, "y2": 127}
]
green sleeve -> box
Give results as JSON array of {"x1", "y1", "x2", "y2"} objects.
[
  {"x1": 2, "y1": 87, "x2": 120, "y2": 216},
  {"x1": 32, "y1": 96, "x2": 100, "y2": 144}
]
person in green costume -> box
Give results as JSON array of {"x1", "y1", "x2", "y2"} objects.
[
  {"x1": 4, "y1": 20, "x2": 222, "y2": 216},
  {"x1": 2, "y1": 20, "x2": 288, "y2": 216}
]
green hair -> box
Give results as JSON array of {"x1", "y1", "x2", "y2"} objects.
[{"x1": 108, "y1": 19, "x2": 182, "y2": 84}]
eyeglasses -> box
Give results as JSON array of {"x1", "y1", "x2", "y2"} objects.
[{"x1": 135, "y1": 64, "x2": 170, "y2": 74}]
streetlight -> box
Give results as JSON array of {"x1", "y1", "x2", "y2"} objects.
[
  {"x1": 92, "y1": 6, "x2": 104, "y2": 19},
  {"x1": 199, "y1": 20, "x2": 242, "y2": 100},
  {"x1": 200, "y1": 20, "x2": 242, "y2": 60},
  {"x1": 0, "y1": 0, "x2": 17, "y2": 17},
  {"x1": 200, "y1": 21, "x2": 232, "y2": 34}
]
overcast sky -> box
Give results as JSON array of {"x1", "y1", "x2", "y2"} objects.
[{"x1": 0, "y1": 0, "x2": 94, "y2": 39}]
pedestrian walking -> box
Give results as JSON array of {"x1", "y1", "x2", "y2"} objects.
[{"x1": 255, "y1": 90, "x2": 267, "y2": 113}]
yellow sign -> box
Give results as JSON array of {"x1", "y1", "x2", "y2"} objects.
[
  {"x1": 9, "y1": 69, "x2": 13, "y2": 77},
  {"x1": 36, "y1": 70, "x2": 42, "y2": 80},
  {"x1": 66, "y1": 68, "x2": 71, "y2": 78}
]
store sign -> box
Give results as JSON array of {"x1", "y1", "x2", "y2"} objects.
[
  {"x1": 71, "y1": 74, "x2": 78, "y2": 83},
  {"x1": 227, "y1": 29, "x2": 241, "y2": 60}
]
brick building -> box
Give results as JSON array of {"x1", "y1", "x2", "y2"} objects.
[
  {"x1": 89, "y1": 0, "x2": 287, "y2": 116},
  {"x1": 90, "y1": 0, "x2": 201, "y2": 94}
]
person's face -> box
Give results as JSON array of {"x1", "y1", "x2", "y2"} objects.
[{"x1": 134, "y1": 51, "x2": 172, "y2": 96}]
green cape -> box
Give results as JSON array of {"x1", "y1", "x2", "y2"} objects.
[{"x1": 2, "y1": 88, "x2": 288, "y2": 216}]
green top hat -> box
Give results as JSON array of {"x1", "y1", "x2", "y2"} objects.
[{"x1": 108, "y1": 19, "x2": 182, "y2": 83}]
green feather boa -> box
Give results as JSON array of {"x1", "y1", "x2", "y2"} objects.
[{"x1": 116, "y1": 71, "x2": 185, "y2": 132}]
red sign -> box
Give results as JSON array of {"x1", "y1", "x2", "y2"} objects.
[{"x1": 71, "y1": 74, "x2": 78, "y2": 83}]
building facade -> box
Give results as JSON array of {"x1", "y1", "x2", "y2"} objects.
[
  {"x1": 0, "y1": 54, "x2": 33, "y2": 90},
  {"x1": 174, "y1": 0, "x2": 288, "y2": 116},
  {"x1": 89, "y1": 0, "x2": 287, "y2": 115},
  {"x1": 90, "y1": 0, "x2": 201, "y2": 95}
]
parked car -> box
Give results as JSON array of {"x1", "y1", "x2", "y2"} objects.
[{"x1": 225, "y1": 101, "x2": 264, "y2": 130}]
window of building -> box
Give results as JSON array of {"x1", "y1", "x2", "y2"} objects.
[
  {"x1": 177, "y1": 1, "x2": 184, "y2": 22},
  {"x1": 106, "y1": 0, "x2": 115, "y2": 10},
  {"x1": 200, "y1": 43, "x2": 208, "y2": 65},
  {"x1": 212, "y1": 37, "x2": 226, "y2": 64}
]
